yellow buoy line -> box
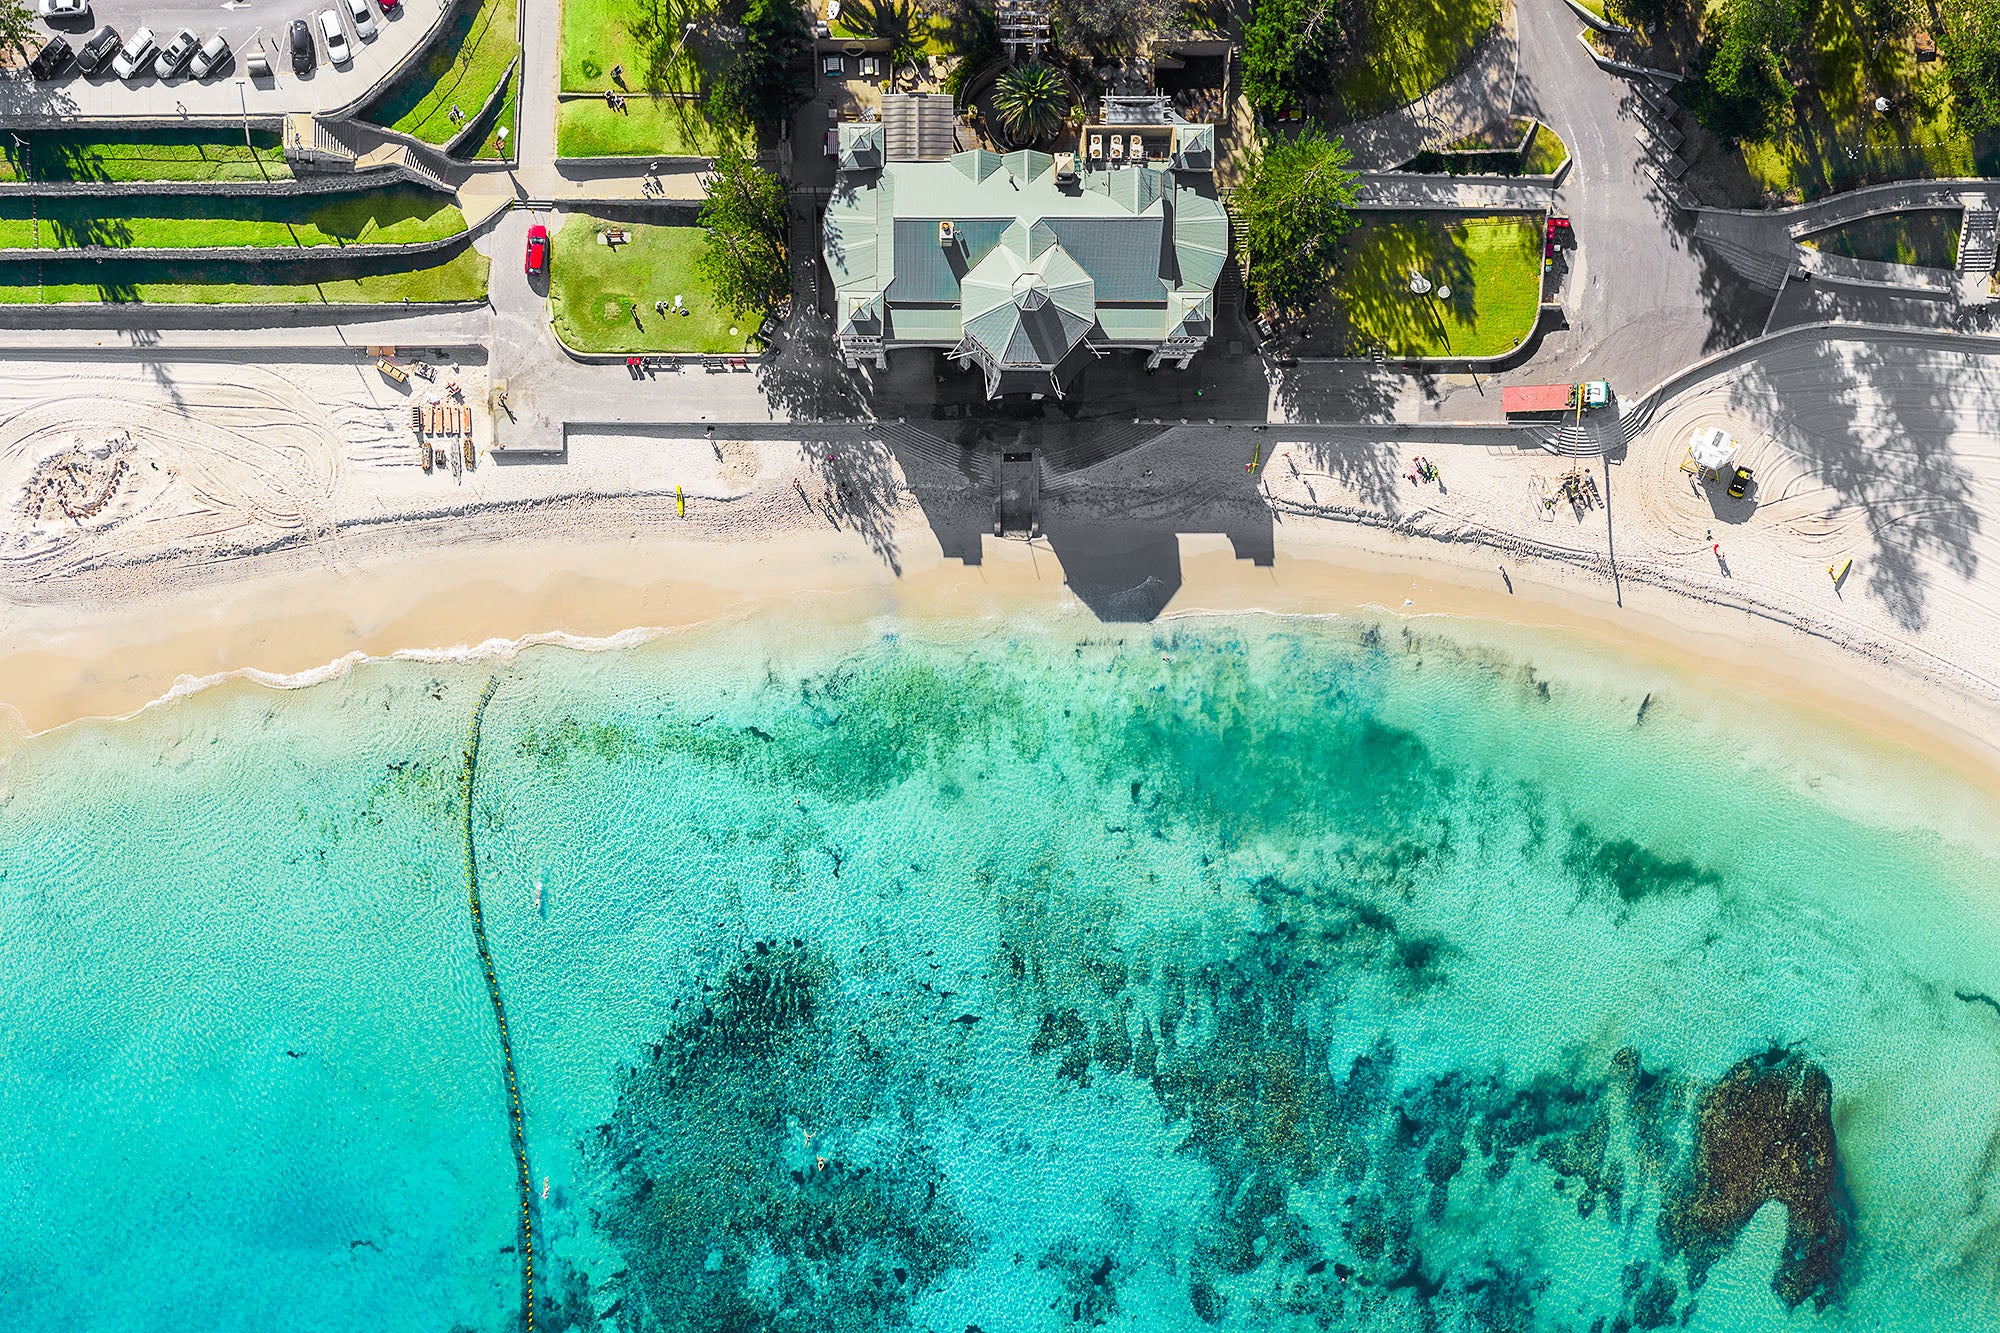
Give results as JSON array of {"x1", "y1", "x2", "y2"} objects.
[{"x1": 460, "y1": 677, "x2": 537, "y2": 1331}]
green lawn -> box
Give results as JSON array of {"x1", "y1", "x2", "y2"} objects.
[
  {"x1": 0, "y1": 187, "x2": 465, "y2": 252},
  {"x1": 1736, "y1": 6, "x2": 2000, "y2": 200},
  {"x1": 361, "y1": 0, "x2": 520, "y2": 148},
  {"x1": 1335, "y1": 0, "x2": 1500, "y2": 118},
  {"x1": 0, "y1": 248, "x2": 489, "y2": 304},
  {"x1": 1802, "y1": 209, "x2": 1963, "y2": 269},
  {"x1": 0, "y1": 130, "x2": 290, "y2": 184},
  {"x1": 548, "y1": 217, "x2": 760, "y2": 353},
  {"x1": 561, "y1": 0, "x2": 709, "y2": 94},
  {"x1": 473, "y1": 69, "x2": 519, "y2": 161},
  {"x1": 1523, "y1": 122, "x2": 1569, "y2": 175},
  {"x1": 1314, "y1": 213, "x2": 1543, "y2": 358},
  {"x1": 556, "y1": 96, "x2": 753, "y2": 157}
]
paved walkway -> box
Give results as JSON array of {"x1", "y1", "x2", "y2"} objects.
[{"x1": 1356, "y1": 172, "x2": 1553, "y2": 211}]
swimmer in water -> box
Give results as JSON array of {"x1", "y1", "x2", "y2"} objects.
[{"x1": 542, "y1": 1176, "x2": 550, "y2": 1200}]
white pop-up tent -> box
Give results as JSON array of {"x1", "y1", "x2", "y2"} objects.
[{"x1": 1688, "y1": 426, "x2": 1739, "y2": 473}]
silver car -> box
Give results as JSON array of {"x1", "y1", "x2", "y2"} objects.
[
  {"x1": 344, "y1": 0, "x2": 375, "y2": 40},
  {"x1": 37, "y1": 0, "x2": 89, "y2": 20},
  {"x1": 188, "y1": 33, "x2": 230, "y2": 79}
]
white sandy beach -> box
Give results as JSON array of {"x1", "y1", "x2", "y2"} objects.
[{"x1": 3, "y1": 330, "x2": 2000, "y2": 790}]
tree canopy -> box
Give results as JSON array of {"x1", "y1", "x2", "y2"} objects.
[
  {"x1": 696, "y1": 145, "x2": 791, "y2": 317},
  {"x1": 992, "y1": 62, "x2": 1072, "y2": 145},
  {"x1": 1232, "y1": 129, "x2": 1360, "y2": 315},
  {"x1": 1241, "y1": 0, "x2": 1345, "y2": 113},
  {"x1": 1683, "y1": 0, "x2": 1804, "y2": 142},
  {"x1": 712, "y1": 0, "x2": 811, "y2": 132},
  {"x1": 0, "y1": 0, "x2": 37, "y2": 54},
  {"x1": 1052, "y1": 0, "x2": 1182, "y2": 60},
  {"x1": 1939, "y1": 0, "x2": 2000, "y2": 132}
]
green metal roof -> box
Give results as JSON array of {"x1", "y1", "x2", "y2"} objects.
[
  {"x1": 823, "y1": 140, "x2": 1224, "y2": 346},
  {"x1": 1172, "y1": 183, "x2": 1229, "y2": 293},
  {"x1": 959, "y1": 242, "x2": 1096, "y2": 370}
]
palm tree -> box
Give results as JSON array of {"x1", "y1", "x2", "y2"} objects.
[{"x1": 992, "y1": 62, "x2": 1071, "y2": 145}]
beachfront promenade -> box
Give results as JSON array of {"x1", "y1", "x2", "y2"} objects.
[{"x1": 7, "y1": 0, "x2": 2000, "y2": 723}]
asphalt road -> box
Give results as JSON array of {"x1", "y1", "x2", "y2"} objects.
[{"x1": 36, "y1": 0, "x2": 401, "y2": 84}]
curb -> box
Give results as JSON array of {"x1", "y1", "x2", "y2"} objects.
[
  {"x1": 1574, "y1": 30, "x2": 1682, "y2": 84},
  {"x1": 1561, "y1": 0, "x2": 1633, "y2": 35}
]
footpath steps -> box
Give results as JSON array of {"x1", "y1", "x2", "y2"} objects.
[{"x1": 1959, "y1": 207, "x2": 1997, "y2": 274}]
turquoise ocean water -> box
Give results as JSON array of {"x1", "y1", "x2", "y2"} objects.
[{"x1": 5, "y1": 614, "x2": 2000, "y2": 1331}]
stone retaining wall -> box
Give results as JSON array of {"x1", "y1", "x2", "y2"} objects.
[{"x1": 0, "y1": 167, "x2": 436, "y2": 198}]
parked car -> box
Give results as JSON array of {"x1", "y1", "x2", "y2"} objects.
[
  {"x1": 288, "y1": 19, "x2": 313, "y2": 74},
  {"x1": 188, "y1": 33, "x2": 229, "y2": 79},
  {"x1": 525, "y1": 224, "x2": 549, "y2": 275},
  {"x1": 110, "y1": 26, "x2": 156, "y2": 80},
  {"x1": 378, "y1": 0, "x2": 399, "y2": 11},
  {"x1": 1727, "y1": 466, "x2": 1755, "y2": 500},
  {"x1": 344, "y1": 0, "x2": 376, "y2": 40},
  {"x1": 73, "y1": 23, "x2": 117, "y2": 73},
  {"x1": 317, "y1": 9, "x2": 350, "y2": 65},
  {"x1": 36, "y1": 0, "x2": 88, "y2": 21},
  {"x1": 28, "y1": 35, "x2": 73, "y2": 80},
  {"x1": 153, "y1": 28, "x2": 199, "y2": 78}
]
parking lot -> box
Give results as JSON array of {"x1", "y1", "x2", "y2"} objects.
[{"x1": 4, "y1": 0, "x2": 446, "y2": 118}]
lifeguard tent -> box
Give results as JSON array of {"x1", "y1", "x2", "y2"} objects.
[{"x1": 1682, "y1": 426, "x2": 1738, "y2": 480}]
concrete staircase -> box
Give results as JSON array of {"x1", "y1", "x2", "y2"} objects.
[
  {"x1": 1540, "y1": 394, "x2": 1660, "y2": 457},
  {"x1": 1959, "y1": 206, "x2": 1997, "y2": 275},
  {"x1": 282, "y1": 113, "x2": 464, "y2": 193}
]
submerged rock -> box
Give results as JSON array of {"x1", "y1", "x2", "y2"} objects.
[{"x1": 1661, "y1": 1049, "x2": 1845, "y2": 1311}]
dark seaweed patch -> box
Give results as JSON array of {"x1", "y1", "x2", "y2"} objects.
[
  {"x1": 586, "y1": 941, "x2": 976, "y2": 1332},
  {"x1": 1564, "y1": 824, "x2": 1722, "y2": 905}
]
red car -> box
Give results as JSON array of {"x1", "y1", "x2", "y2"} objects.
[{"x1": 525, "y1": 224, "x2": 549, "y2": 275}]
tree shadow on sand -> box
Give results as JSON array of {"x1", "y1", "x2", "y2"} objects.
[{"x1": 1725, "y1": 335, "x2": 1982, "y2": 632}]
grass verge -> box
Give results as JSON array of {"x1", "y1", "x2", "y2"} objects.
[
  {"x1": 1408, "y1": 117, "x2": 1568, "y2": 175},
  {"x1": 1336, "y1": 0, "x2": 1500, "y2": 119},
  {"x1": 1313, "y1": 213, "x2": 1542, "y2": 358},
  {"x1": 1801, "y1": 209, "x2": 1963, "y2": 269},
  {"x1": 0, "y1": 130, "x2": 289, "y2": 184},
  {"x1": 0, "y1": 247, "x2": 489, "y2": 304},
  {"x1": 547, "y1": 216, "x2": 758, "y2": 353},
  {"x1": 361, "y1": 0, "x2": 520, "y2": 148},
  {"x1": 474, "y1": 69, "x2": 520, "y2": 161},
  {"x1": 556, "y1": 96, "x2": 752, "y2": 157},
  {"x1": 0, "y1": 186, "x2": 465, "y2": 251},
  {"x1": 563, "y1": 0, "x2": 705, "y2": 93}
]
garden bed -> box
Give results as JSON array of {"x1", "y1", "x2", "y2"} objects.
[
  {"x1": 1801, "y1": 209, "x2": 1963, "y2": 270},
  {"x1": 547, "y1": 217, "x2": 760, "y2": 354},
  {"x1": 1304, "y1": 212, "x2": 1543, "y2": 359},
  {"x1": 1401, "y1": 117, "x2": 1568, "y2": 176},
  {"x1": 0, "y1": 247, "x2": 489, "y2": 304}
]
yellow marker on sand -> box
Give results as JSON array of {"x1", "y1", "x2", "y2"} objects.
[{"x1": 676, "y1": 484, "x2": 685, "y2": 517}]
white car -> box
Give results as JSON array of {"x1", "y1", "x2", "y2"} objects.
[
  {"x1": 37, "y1": 0, "x2": 88, "y2": 20},
  {"x1": 188, "y1": 33, "x2": 230, "y2": 79},
  {"x1": 344, "y1": 0, "x2": 376, "y2": 41},
  {"x1": 110, "y1": 26, "x2": 156, "y2": 80},
  {"x1": 318, "y1": 9, "x2": 351, "y2": 65}
]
